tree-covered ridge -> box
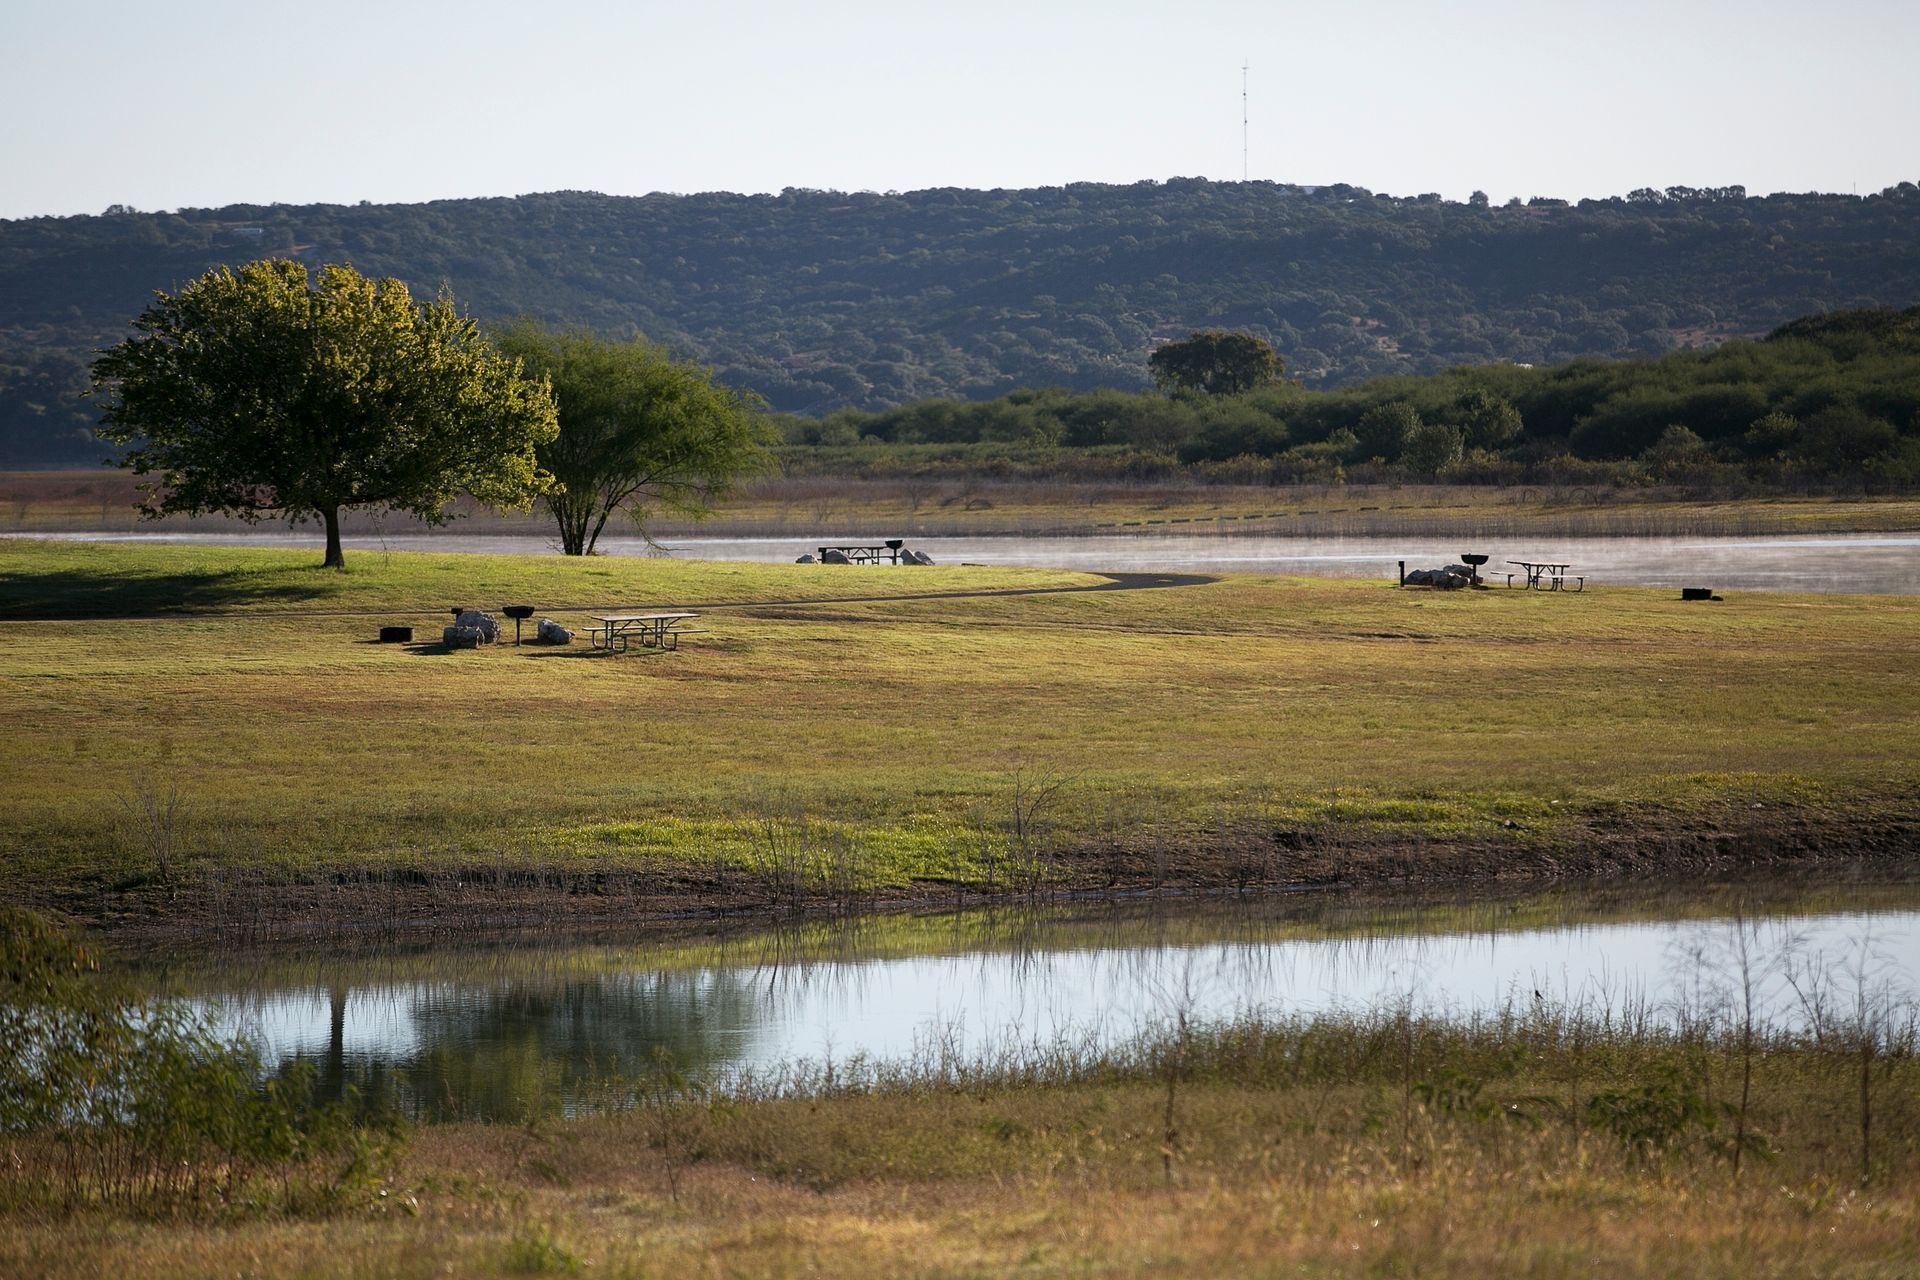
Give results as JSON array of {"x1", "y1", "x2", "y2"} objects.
[
  {"x1": 6, "y1": 179, "x2": 1919, "y2": 465},
  {"x1": 785, "y1": 307, "x2": 1920, "y2": 488}
]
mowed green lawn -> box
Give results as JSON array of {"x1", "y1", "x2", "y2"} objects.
[{"x1": 2, "y1": 539, "x2": 1916, "y2": 894}]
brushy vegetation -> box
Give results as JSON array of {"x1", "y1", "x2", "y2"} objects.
[
  {"x1": 0, "y1": 908, "x2": 409, "y2": 1218},
  {"x1": 3, "y1": 540, "x2": 1917, "y2": 928},
  {"x1": 783, "y1": 307, "x2": 1920, "y2": 491},
  {"x1": 3, "y1": 909, "x2": 1915, "y2": 1277}
]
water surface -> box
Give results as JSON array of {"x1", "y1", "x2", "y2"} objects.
[{"x1": 139, "y1": 879, "x2": 1920, "y2": 1119}]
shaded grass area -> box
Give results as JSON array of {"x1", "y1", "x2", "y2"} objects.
[
  {"x1": 0, "y1": 537, "x2": 1095, "y2": 619},
  {"x1": 4, "y1": 1000, "x2": 1916, "y2": 1278},
  {"x1": 2, "y1": 541, "x2": 1917, "y2": 930}
]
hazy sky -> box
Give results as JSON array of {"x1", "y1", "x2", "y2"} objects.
[{"x1": 3, "y1": 0, "x2": 1915, "y2": 220}]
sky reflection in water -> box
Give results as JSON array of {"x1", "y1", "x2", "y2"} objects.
[{"x1": 158, "y1": 885, "x2": 1920, "y2": 1120}]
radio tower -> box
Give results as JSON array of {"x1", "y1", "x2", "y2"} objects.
[{"x1": 1241, "y1": 63, "x2": 1250, "y2": 182}]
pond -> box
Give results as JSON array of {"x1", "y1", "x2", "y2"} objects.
[
  {"x1": 23, "y1": 529, "x2": 1920, "y2": 593},
  {"x1": 136, "y1": 877, "x2": 1920, "y2": 1120}
]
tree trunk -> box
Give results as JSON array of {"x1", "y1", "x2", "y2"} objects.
[
  {"x1": 322, "y1": 507, "x2": 346, "y2": 568},
  {"x1": 585, "y1": 503, "x2": 614, "y2": 556},
  {"x1": 324, "y1": 983, "x2": 348, "y2": 1102},
  {"x1": 546, "y1": 492, "x2": 589, "y2": 555}
]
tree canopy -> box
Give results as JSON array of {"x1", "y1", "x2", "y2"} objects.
[
  {"x1": 1148, "y1": 330, "x2": 1285, "y2": 395},
  {"x1": 90, "y1": 260, "x2": 558, "y2": 566},
  {"x1": 490, "y1": 323, "x2": 769, "y2": 555}
]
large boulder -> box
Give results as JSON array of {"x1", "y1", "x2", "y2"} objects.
[
  {"x1": 442, "y1": 625, "x2": 486, "y2": 649},
  {"x1": 906, "y1": 548, "x2": 935, "y2": 565},
  {"x1": 453, "y1": 610, "x2": 500, "y2": 643},
  {"x1": 536, "y1": 618, "x2": 573, "y2": 644},
  {"x1": 795, "y1": 553, "x2": 817, "y2": 563},
  {"x1": 820, "y1": 549, "x2": 851, "y2": 565}
]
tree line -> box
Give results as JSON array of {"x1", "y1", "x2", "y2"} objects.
[
  {"x1": 781, "y1": 310, "x2": 1920, "y2": 489},
  {"x1": 5, "y1": 178, "x2": 1919, "y2": 466}
]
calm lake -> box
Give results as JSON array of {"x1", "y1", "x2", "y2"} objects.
[
  {"x1": 139, "y1": 878, "x2": 1920, "y2": 1119},
  {"x1": 26, "y1": 529, "x2": 1920, "y2": 593}
]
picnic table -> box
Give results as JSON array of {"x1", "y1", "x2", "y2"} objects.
[
  {"x1": 1506, "y1": 561, "x2": 1585, "y2": 592},
  {"x1": 818, "y1": 541, "x2": 905, "y2": 564},
  {"x1": 588, "y1": 612, "x2": 700, "y2": 652}
]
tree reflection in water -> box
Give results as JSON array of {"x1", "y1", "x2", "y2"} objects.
[{"x1": 290, "y1": 969, "x2": 764, "y2": 1121}]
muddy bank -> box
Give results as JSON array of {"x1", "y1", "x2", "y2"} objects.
[{"x1": 46, "y1": 801, "x2": 1919, "y2": 950}]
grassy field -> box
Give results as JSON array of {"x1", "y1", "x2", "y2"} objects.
[
  {"x1": 5, "y1": 535, "x2": 1917, "y2": 1277},
  {"x1": 7, "y1": 468, "x2": 1920, "y2": 538},
  {"x1": 3, "y1": 538, "x2": 1917, "y2": 931},
  {"x1": 4, "y1": 1003, "x2": 1915, "y2": 1279}
]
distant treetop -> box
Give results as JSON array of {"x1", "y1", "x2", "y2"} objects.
[{"x1": 1149, "y1": 330, "x2": 1285, "y2": 396}]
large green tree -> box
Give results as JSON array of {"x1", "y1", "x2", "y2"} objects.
[
  {"x1": 1147, "y1": 329, "x2": 1285, "y2": 396},
  {"x1": 91, "y1": 260, "x2": 558, "y2": 567},
  {"x1": 491, "y1": 323, "x2": 770, "y2": 556},
  {"x1": 1354, "y1": 401, "x2": 1421, "y2": 460}
]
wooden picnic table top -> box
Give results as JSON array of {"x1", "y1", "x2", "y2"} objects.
[
  {"x1": 1507, "y1": 560, "x2": 1572, "y2": 570},
  {"x1": 592, "y1": 612, "x2": 698, "y2": 623}
]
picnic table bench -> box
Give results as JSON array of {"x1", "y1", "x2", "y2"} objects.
[
  {"x1": 1506, "y1": 561, "x2": 1585, "y2": 592},
  {"x1": 588, "y1": 613, "x2": 701, "y2": 653},
  {"x1": 818, "y1": 540, "x2": 906, "y2": 564}
]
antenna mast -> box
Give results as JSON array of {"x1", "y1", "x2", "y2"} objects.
[{"x1": 1241, "y1": 63, "x2": 1249, "y2": 181}]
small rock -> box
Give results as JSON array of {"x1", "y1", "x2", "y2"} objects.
[{"x1": 795, "y1": 553, "x2": 817, "y2": 563}]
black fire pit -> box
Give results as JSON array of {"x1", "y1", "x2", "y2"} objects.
[
  {"x1": 1460, "y1": 553, "x2": 1490, "y2": 586},
  {"x1": 502, "y1": 604, "x2": 536, "y2": 645}
]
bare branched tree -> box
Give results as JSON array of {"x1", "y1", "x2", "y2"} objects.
[{"x1": 118, "y1": 770, "x2": 184, "y2": 889}]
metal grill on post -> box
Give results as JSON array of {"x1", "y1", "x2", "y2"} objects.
[{"x1": 503, "y1": 605, "x2": 536, "y2": 645}]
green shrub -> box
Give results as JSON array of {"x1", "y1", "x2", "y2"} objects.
[{"x1": 0, "y1": 907, "x2": 409, "y2": 1216}]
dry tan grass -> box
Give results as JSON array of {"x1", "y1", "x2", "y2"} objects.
[
  {"x1": 6, "y1": 468, "x2": 1918, "y2": 538},
  {"x1": 6, "y1": 1069, "x2": 1914, "y2": 1279}
]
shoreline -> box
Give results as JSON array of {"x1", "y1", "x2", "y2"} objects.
[{"x1": 61, "y1": 800, "x2": 1920, "y2": 950}]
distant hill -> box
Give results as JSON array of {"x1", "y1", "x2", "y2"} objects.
[{"x1": 4, "y1": 179, "x2": 1918, "y2": 466}]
